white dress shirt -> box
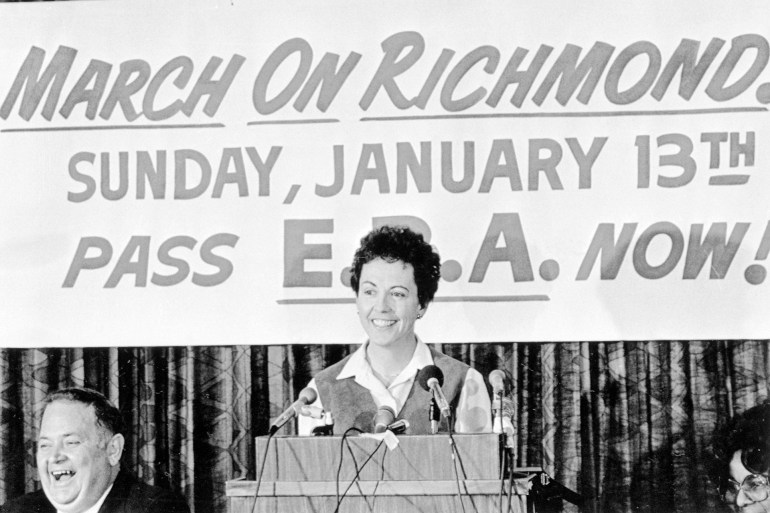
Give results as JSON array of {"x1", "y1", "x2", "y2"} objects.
[{"x1": 298, "y1": 338, "x2": 492, "y2": 435}]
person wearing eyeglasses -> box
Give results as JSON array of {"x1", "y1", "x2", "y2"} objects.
[{"x1": 710, "y1": 401, "x2": 770, "y2": 512}]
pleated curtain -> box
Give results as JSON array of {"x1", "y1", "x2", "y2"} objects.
[{"x1": 0, "y1": 340, "x2": 767, "y2": 513}]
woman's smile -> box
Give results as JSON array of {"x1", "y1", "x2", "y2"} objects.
[
  {"x1": 356, "y1": 258, "x2": 425, "y2": 349},
  {"x1": 371, "y1": 318, "x2": 397, "y2": 328}
]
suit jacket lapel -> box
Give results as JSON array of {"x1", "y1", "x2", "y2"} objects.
[{"x1": 98, "y1": 469, "x2": 131, "y2": 513}]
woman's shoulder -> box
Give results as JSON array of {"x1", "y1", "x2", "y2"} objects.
[
  {"x1": 429, "y1": 346, "x2": 471, "y2": 373},
  {"x1": 314, "y1": 353, "x2": 355, "y2": 383}
]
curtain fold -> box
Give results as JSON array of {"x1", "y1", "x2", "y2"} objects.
[{"x1": 0, "y1": 340, "x2": 767, "y2": 513}]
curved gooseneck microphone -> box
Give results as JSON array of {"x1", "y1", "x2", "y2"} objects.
[
  {"x1": 269, "y1": 387, "x2": 318, "y2": 435},
  {"x1": 257, "y1": 388, "x2": 318, "y2": 513},
  {"x1": 419, "y1": 365, "x2": 464, "y2": 510},
  {"x1": 418, "y1": 365, "x2": 450, "y2": 418}
]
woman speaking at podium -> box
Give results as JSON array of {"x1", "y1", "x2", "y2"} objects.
[{"x1": 298, "y1": 225, "x2": 492, "y2": 435}]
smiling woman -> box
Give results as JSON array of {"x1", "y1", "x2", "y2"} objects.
[{"x1": 296, "y1": 225, "x2": 493, "y2": 436}]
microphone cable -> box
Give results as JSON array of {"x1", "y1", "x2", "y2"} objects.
[
  {"x1": 335, "y1": 427, "x2": 362, "y2": 508},
  {"x1": 505, "y1": 461, "x2": 516, "y2": 513},
  {"x1": 342, "y1": 428, "x2": 376, "y2": 512},
  {"x1": 497, "y1": 439, "x2": 505, "y2": 513},
  {"x1": 249, "y1": 431, "x2": 275, "y2": 513},
  {"x1": 446, "y1": 416, "x2": 469, "y2": 513},
  {"x1": 370, "y1": 439, "x2": 389, "y2": 511},
  {"x1": 504, "y1": 447, "x2": 515, "y2": 513},
  {"x1": 334, "y1": 427, "x2": 385, "y2": 513}
]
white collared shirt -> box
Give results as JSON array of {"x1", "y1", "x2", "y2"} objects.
[
  {"x1": 298, "y1": 338, "x2": 492, "y2": 435},
  {"x1": 57, "y1": 482, "x2": 113, "y2": 513}
]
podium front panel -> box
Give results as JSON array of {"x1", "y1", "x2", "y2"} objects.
[
  {"x1": 255, "y1": 433, "x2": 502, "y2": 481},
  {"x1": 226, "y1": 434, "x2": 531, "y2": 513},
  {"x1": 226, "y1": 479, "x2": 530, "y2": 513}
]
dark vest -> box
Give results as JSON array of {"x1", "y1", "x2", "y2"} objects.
[{"x1": 314, "y1": 346, "x2": 469, "y2": 435}]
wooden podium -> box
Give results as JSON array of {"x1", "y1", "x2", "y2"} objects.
[{"x1": 226, "y1": 433, "x2": 534, "y2": 513}]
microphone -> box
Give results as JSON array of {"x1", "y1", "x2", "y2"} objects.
[
  {"x1": 489, "y1": 369, "x2": 507, "y2": 432},
  {"x1": 489, "y1": 370, "x2": 516, "y2": 451},
  {"x1": 489, "y1": 369, "x2": 506, "y2": 397},
  {"x1": 269, "y1": 387, "x2": 317, "y2": 435},
  {"x1": 373, "y1": 405, "x2": 396, "y2": 433},
  {"x1": 387, "y1": 419, "x2": 409, "y2": 435},
  {"x1": 418, "y1": 365, "x2": 450, "y2": 418},
  {"x1": 429, "y1": 398, "x2": 440, "y2": 434}
]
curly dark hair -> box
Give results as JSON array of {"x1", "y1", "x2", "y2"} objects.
[
  {"x1": 43, "y1": 387, "x2": 125, "y2": 438},
  {"x1": 708, "y1": 400, "x2": 770, "y2": 497},
  {"x1": 349, "y1": 225, "x2": 441, "y2": 308}
]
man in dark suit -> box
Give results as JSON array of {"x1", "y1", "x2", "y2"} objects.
[{"x1": 0, "y1": 387, "x2": 190, "y2": 513}]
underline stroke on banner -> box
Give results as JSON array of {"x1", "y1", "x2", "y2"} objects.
[
  {"x1": 360, "y1": 106, "x2": 767, "y2": 122},
  {"x1": 276, "y1": 295, "x2": 550, "y2": 305},
  {"x1": 3, "y1": 106, "x2": 765, "y2": 133}
]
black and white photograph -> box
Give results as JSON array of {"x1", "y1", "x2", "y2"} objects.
[{"x1": 0, "y1": 1, "x2": 768, "y2": 512}]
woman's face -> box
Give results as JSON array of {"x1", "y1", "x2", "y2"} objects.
[{"x1": 356, "y1": 258, "x2": 426, "y2": 350}]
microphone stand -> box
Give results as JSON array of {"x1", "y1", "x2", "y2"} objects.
[
  {"x1": 250, "y1": 431, "x2": 275, "y2": 513},
  {"x1": 493, "y1": 389, "x2": 504, "y2": 513},
  {"x1": 494, "y1": 390, "x2": 504, "y2": 433},
  {"x1": 444, "y1": 409, "x2": 466, "y2": 513},
  {"x1": 425, "y1": 387, "x2": 467, "y2": 513},
  {"x1": 506, "y1": 388, "x2": 518, "y2": 513}
]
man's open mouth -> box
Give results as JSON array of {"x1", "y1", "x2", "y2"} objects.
[{"x1": 51, "y1": 470, "x2": 75, "y2": 481}]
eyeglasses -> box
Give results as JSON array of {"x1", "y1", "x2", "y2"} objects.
[{"x1": 721, "y1": 474, "x2": 770, "y2": 505}]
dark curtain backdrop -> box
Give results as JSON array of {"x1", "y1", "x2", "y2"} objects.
[{"x1": 0, "y1": 340, "x2": 767, "y2": 513}]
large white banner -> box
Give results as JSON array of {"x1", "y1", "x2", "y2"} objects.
[{"x1": 1, "y1": 0, "x2": 769, "y2": 345}]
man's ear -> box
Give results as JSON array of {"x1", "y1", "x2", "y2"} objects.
[{"x1": 106, "y1": 433, "x2": 125, "y2": 467}]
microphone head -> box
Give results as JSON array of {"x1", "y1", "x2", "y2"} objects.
[
  {"x1": 269, "y1": 387, "x2": 318, "y2": 436},
  {"x1": 417, "y1": 365, "x2": 444, "y2": 391},
  {"x1": 489, "y1": 369, "x2": 506, "y2": 394},
  {"x1": 373, "y1": 405, "x2": 396, "y2": 433},
  {"x1": 387, "y1": 419, "x2": 409, "y2": 435},
  {"x1": 298, "y1": 387, "x2": 318, "y2": 405}
]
